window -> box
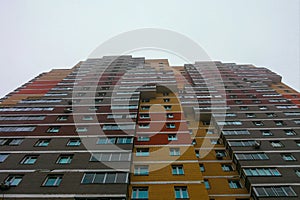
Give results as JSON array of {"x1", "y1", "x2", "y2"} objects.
[
  {"x1": 97, "y1": 137, "x2": 116, "y2": 144},
  {"x1": 0, "y1": 154, "x2": 9, "y2": 162},
  {"x1": 246, "y1": 113, "x2": 256, "y2": 118},
  {"x1": 163, "y1": 98, "x2": 170, "y2": 102},
  {"x1": 259, "y1": 106, "x2": 268, "y2": 110},
  {"x1": 21, "y1": 155, "x2": 38, "y2": 164},
  {"x1": 90, "y1": 153, "x2": 131, "y2": 162},
  {"x1": 166, "y1": 123, "x2": 176, "y2": 129},
  {"x1": 117, "y1": 137, "x2": 133, "y2": 144},
  {"x1": 43, "y1": 175, "x2": 63, "y2": 186},
  {"x1": 97, "y1": 92, "x2": 106, "y2": 97},
  {"x1": 89, "y1": 106, "x2": 98, "y2": 111},
  {"x1": 239, "y1": 106, "x2": 248, "y2": 111},
  {"x1": 199, "y1": 164, "x2": 205, "y2": 172},
  {"x1": 284, "y1": 112, "x2": 300, "y2": 116},
  {"x1": 5, "y1": 175, "x2": 23, "y2": 186},
  {"x1": 134, "y1": 165, "x2": 149, "y2": 176},
  {"x1": 282, "y1": 154, "x2": 296, "y2": 161},
  {"x1": 141, "y1": 106, "x2": 150, "y2": 110},
  {"x1": 132, "y1": 187, "x2": 148, "y2": 199},
  {"x1": 47, "y1": 127, "x2": 60, "y2": 133},
  {"x1": 81, "y1": 172, "x2": 128, "y2": 184},
  {"x1": 270, "y1": 141, "x2": 284, "y2": 148},
  {"x1": 204, "y1": 179, "x2": 210, "y2": 189},
  {"x1": 228, "y1": 140, "x2": 256, "y2": 147},
  {"x1": 243, "y1": 168, "x2": 281, "y2": 176},
  {"x1": 164, "y1": 105, "x2": 172, "y2": 110},
  {"x1": 222, "y1": 164, "x2": 233, "y2": 171},
  {"x1": 137, "y1": 136, "x2": 150, "y2": 142},
  {"x1": 266, "y1": 113, "x2": 277, "y2": 117},
  {"x1": 275, "y1": 120, "x2": 285, "y2": 126},
  {"x1": 67, "y1": 139, "x2": 81, "y2": 146},
  {"x1": 216, "y1": 150, "x2": 226, "y2": 158},
  {"x1": 195, "y1": 150, "x2": 200, "y2": 158},
  {"x1": 294, "y1": 120, "x2": 300, "y2": 125},
  {"x1": 168, "y1": 134, "x2": 177, "y2": 141},
  {"x1": 213, "y1": 113, "x2": 237, "y2": 117},
  {"x1": 0, "y1": 115, "x2": 46, "y2": 121},
  {"x1": 76, "y1": 127, "x2": 88, "y2": 133},
  {"x1": 228, "y1": 180, "x2": 242, "y2": 188},
  {"x1": 0, "y1": 126, "x2": 35, "y2": 132},
  {"x1": 253, "y1": 121, "x2": 264, "y2": 126},
  {"x1": 222, "y1": 130, "x2": 250, "y2": 135},
  {"x1": 139, "y1": 123, "x2": 150, "y2": 128},
  {"x1": 163, "y1": 92, "x2": 169, "y2": 96},
  {"x1": 107, "y1": 114, "x2": 123, "y2": 119},
  {"x1": 136, "y1": 148, "x2": 149, "y2": 156},
  {"x1": 140, "y1": 114, "x2": 150, "y2": 119},
  {"x1": 35, "y1": 139, "x2": 50, "y2": 147},
  {"x1": 57, "y1": 154, "x2": 73, "y2": 164},
  {"x1": 276, "y1": 105, "x2": 298, "y2": 109},
  {"x1": 261, "y1": 130, "x2": 273, "y2": 136},
  {"x1": 174, "y1": 186, "x2": 189, "y2": 199},
  {"x1": 56, "y1": 116, "x2": 68, "y2": 121},
  {"x1": 285, "y1": 130, "x2": 296, "y2": 136},
  {"x1": 217, "y1": 121, "x2": 242, "y2": 126},
  {"x1": 0, "y1": 138, "x2": 19, "y2": 146},
  {"x1": 82, "y1": 116, "x2": 93, "y2": 121},
  {"x1": 141, "y1": 99, "x2": 150, "y2": 103},
  {"x1": 172, "y1": 165, "x2": 184, "y2": 175},
  {"x1": 235, "y1": 100, "x2": 243, "y2": 104},
  {"x1": 111, "y1": 105, "x2": 138, "y2": 110},
  {"x1": 170, "y1": 148, "x2": 180, "y2": 156},
  {"x1": 295, "y1": 169, "x2": 300, "y2": 177},
  {"x1": 253, "y1": 186, "x2": 297, "y2": 197},
  {"x1": 296, "y1": 140, "x2": 300, "y2": 147},
  {"x1": 210, "y1": 139, "x2": 219, "y2": 145},
  {"x1": 102, "y1": 124, "x2": 135, "y2": 130},
  {"x1": 166, "y1": 113, "x2": 174, "y2": 119},
  {"x1": 235, "y1": 153, "x2": 269, "y2": 160},
  {"x1": 253, "y1": 100, "x2": 261, "y2": 104},
  {"x1": 126, "y1": 114, "x2": 137, "y2": 119}
]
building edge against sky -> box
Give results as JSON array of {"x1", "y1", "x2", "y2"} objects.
[{"x1": 0, "y1": 55, "x2": 299, "y2": 200}]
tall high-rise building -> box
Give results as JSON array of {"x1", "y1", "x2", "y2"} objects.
[{"x1": 0, "y1": 55, "x2": 299, "y2": 200}]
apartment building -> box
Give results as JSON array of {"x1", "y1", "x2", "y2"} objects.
[{"x1": 0, "y1": 56, "x2": 299, "y2": 200}]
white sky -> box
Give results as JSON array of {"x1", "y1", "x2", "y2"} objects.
[{"x1": 0, "y1": 0, "x2": 299, "y2": 98}]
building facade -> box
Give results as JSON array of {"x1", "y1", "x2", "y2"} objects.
[{"x1": 0, "y1": 56, "x2": 299, "y2": 200}]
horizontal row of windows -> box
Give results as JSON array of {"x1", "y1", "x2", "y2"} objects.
[
  {"x1": 0, "y1": 114, "x2": 138, "y2": 121},
  {"x1": 132, "y1": 186, "x2": 189, "y2": 199},
  {"x1": 235, "y1": 153, "x2": 298, "y2": 161},
  {"x1": 0, "y1": 136, "x2": 136, "y2": 147},
  {"x1": 218, "y1": 120, "x2": 300, "y2": 126},
  {"x1": 222, "y1": 129, "x2": 300, "y2": 137},
  {"x1": 243, "y1": 168, "x2": 281, "y2": 176},
  {"x1": 138, "y1": 123, "x2": 176, "y2": 129},
  {"x1": 253, "y1": 186, "x2": 297, "y2": 197},
  {"x1": 0, "y1": 115, "x2": 46, "y2": 121},
  {"x1": 0, "y1": 107, "x2": 54, "y2": 112},
  {"x1": 20, "y1": 99, "x2": 62, "y2": 103},
  {"x1": 0, "y1": 152, "x2": 132, "y2": 163},
  {"x1": 228, "y1": 140, "x2": 300, "y2": 147},
  {"x1": 0, "y1": 124, "x2": 136, "y2": 133},
  {"x1": 4, "y1": 172, "x2": 128, "y2": 187}
]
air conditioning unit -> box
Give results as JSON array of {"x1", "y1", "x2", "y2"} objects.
[{"x1": 0, "y1": 182, "x2": 10, "y2": 191}]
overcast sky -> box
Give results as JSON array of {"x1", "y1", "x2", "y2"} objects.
[{"x1": 0, "y1": 0, "x2": 299, "y2": 98}]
